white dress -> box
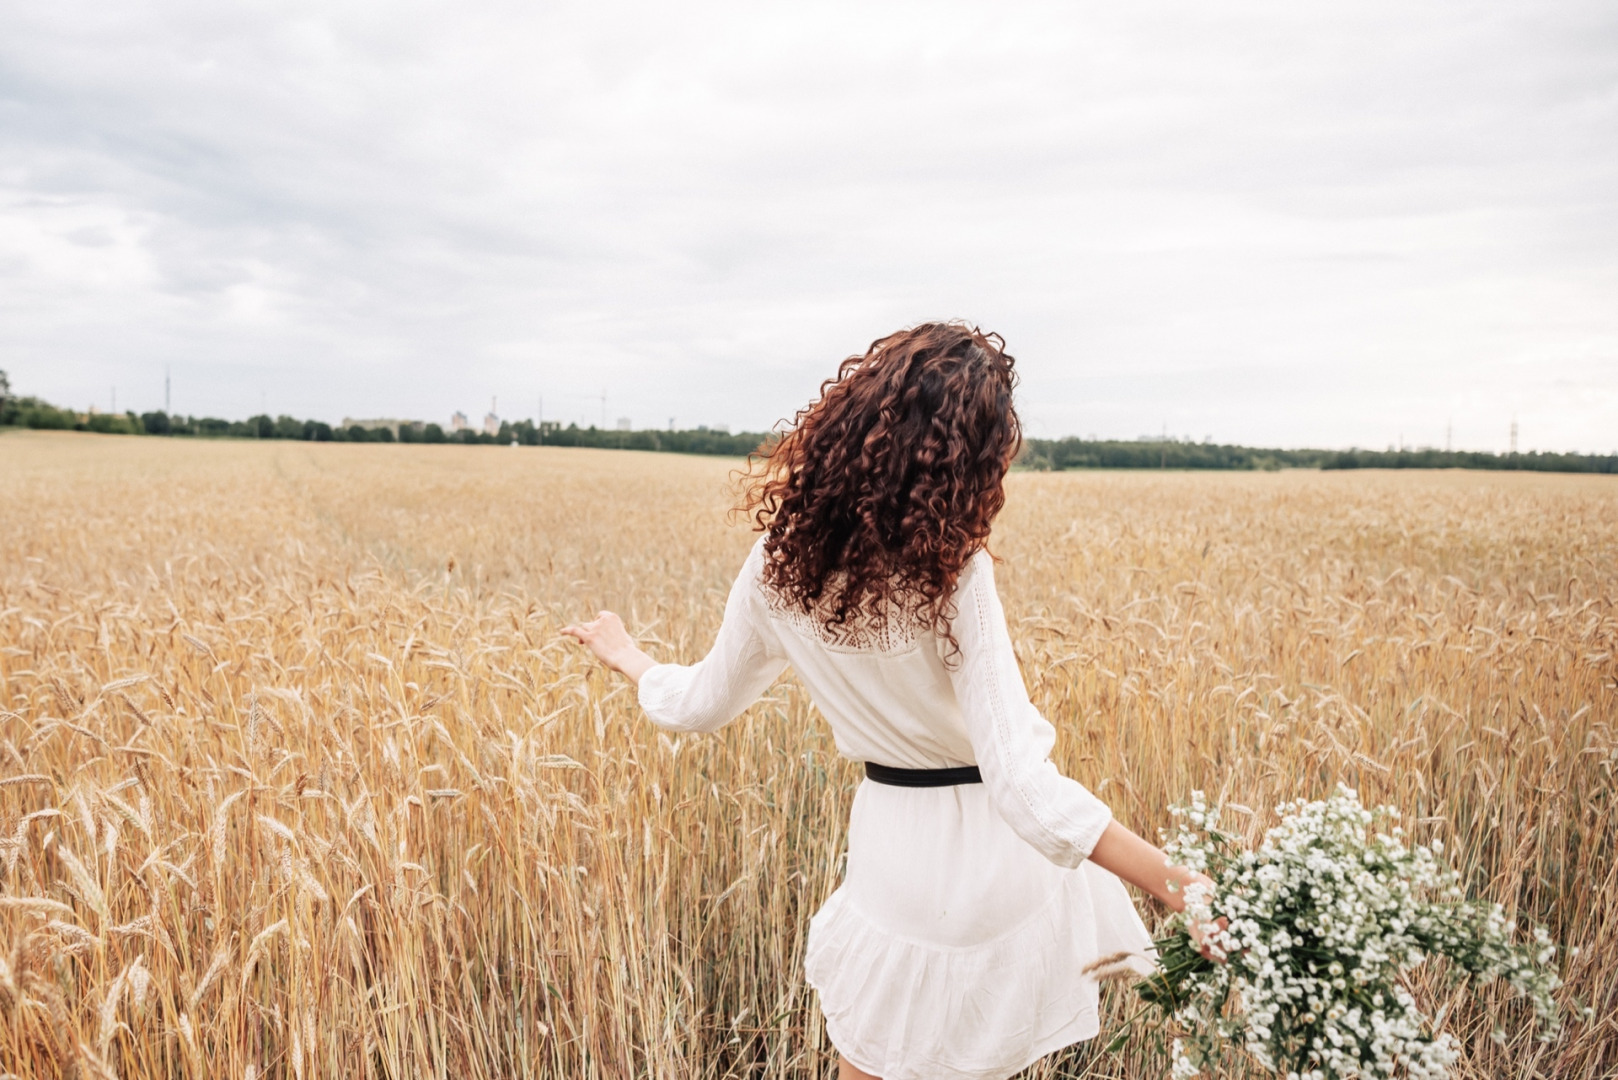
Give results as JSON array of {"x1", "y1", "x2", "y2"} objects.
[{"x1": 637, "y1": 539, "x2": 1155, "y2": 1080}]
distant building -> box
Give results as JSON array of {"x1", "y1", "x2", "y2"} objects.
[
  {"x1": 616, "y1": 417, "x2": 632, "y2": 431},
  {"x1": 483, "y1": 412, "x2": 500, "y2": 436},
  {"x1": 450, "y1": 411, "x2": 469, "y2": 432},
  {"x1": 343, "y1": 418, "x2": 424, "y2": 439}
]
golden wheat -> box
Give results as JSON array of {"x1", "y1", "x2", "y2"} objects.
[{"x1": 0, "y1": 430, "x2": 1612, "y2": 1079}]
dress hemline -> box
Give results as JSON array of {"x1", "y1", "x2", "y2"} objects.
[
  {"x1": 804, "y1": 866, "x2": 1152, "y2": 1080},
  {"x1": 820, "y1": 999, "x2": 1101, "y2": 1080}
]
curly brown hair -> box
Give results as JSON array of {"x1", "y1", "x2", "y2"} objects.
[{"x1": 742, "y1": 321, "x2": 1022, "y2": 653}]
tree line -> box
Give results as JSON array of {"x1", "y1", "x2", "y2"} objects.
[
  {"x1": 0, "y1": 403, "x2": 770, "y2": 454},
  {"x1": 1017, "y1": 437, "x2": 1618, "y2": 474},
  {"x1": 0, "y1": 375, "x2": 771, "y2": 454},
  {"x1": 2, "y1": 371, "x2": 1612, "y2": 473}
]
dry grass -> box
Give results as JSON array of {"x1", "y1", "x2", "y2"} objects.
[{"x1": 0, "y1": 430, "x2": 1612, "y2": 1079}]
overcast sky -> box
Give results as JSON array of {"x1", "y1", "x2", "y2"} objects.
[{"x1": 3, "y1": 2, "x2": 1615, "y2": 452}]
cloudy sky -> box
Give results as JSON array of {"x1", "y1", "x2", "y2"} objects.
[{"x1": 3, "y1": 2, "x2": 1615, "y2": 451}]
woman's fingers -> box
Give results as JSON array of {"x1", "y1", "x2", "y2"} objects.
[
  {"x1": 561, "y1": 612, "x2": 623, "y2": 649},
  {"x1": 561, "y1": 612, "x2": 610, "y2": 637},
  {"x1": 1192, "y1": 915, "x2": 1230, "y2": 963},
  {"x1": 557, "y1": 610, "x2": 653, "y2": 685}
]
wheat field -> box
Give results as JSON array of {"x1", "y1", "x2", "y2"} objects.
[{"x1": 0, "y1": 430, "x2": 1613, "y2": 1079}]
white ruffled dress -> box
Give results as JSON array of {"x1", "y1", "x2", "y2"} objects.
[{"x1": 637, "y1": 539, "x2": 1155, "y2": 1080}]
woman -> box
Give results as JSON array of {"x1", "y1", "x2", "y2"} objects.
[{"x1": 563, "y1": 322, "x2": 1214, "y2": 1080}]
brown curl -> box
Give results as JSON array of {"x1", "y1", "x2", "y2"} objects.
[{"x1": 741, "y1": 321, "x2": 1022, "y2": 657}]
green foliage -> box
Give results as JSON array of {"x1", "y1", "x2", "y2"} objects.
[
  {"x1": 1019, "y1": 438, "x2": 1331, "y2": 471},
  {"x1": 83, "y1": 411, "x2": 144, "y2": 435},
  {"x1": 1322, "y1": 448, "x2": 1617, "y2": 474},
  {"x1": 16, "y1": 400, "x2": 78, "y2": 430},
  {"x1": 534, "y1": 423, "x2": 769, "y2": 455},
  {"x1": 1021, "y1": 438, "x2": 1618, "y2": 475}
]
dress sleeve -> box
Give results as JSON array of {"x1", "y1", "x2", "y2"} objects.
[
  {"x1": 636, "y1": 539, "x2": 788, "y2": 734},
  {"x1": 944, "y1": 551, "x2": 1114, "y2": 868}
]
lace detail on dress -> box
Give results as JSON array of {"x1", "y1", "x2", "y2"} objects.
[{"x1": 759, "y1": 575, "x2": 930, "y2": 653}]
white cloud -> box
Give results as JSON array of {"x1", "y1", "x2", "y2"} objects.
[{"x1": 2, "y1": 0, "x2": 1615, "y2": 450}]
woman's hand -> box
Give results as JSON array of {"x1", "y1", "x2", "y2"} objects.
[
  {"x1": 1182, "y1": 872, "x2": 1229, "y2": 963},
  {"x1": 1088, "y1": 822, "x2": 1227, "y2": 964},
  {"x1": 560, "y1": 611, "x2": 657, "y2": 685}
]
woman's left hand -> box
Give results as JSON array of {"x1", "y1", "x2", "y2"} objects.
[{"x1": 561, "y1": 610, "x2": 657, "y2": 684}]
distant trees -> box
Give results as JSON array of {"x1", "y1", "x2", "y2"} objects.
[
  {"x1": 82, "y1": 412, "x2": 143, "y2": 435},
  {"x1": 1018, "y1": 438, "x2": 1315, "y2": 471},
  {"x1": 1321, "y1": 448, "x2": 1617, "y2": 474},
  {"x1": 0, "y1": 370, "x2": 78, "y2": 430},
  {"x1": 71, "y1": 410, "x2": 417, "y2": 442},
  {"x1": 2, "y1": 397, "x2": 76, "y2": 429},
  {"x1": 2, "y1": 376, "x2": 1612, "y2": 475},
  {"x1": 532, "y1": 423, "x2": 769, "y2": 455},
  {"x1": 1015, "y1": 438, "x2": 1618, "y2": 475},
  {"x1": 1, "y1": 381, "x2": 784, "y2": 458}
]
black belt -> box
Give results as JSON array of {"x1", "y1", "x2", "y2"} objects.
[{"x1": 864, "y1": 762, "x2": 983, "y2": 788}]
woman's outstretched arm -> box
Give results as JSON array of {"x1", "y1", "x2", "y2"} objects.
[{"x1": 563, "y1": 540, "x2": 787, "y2": 733}]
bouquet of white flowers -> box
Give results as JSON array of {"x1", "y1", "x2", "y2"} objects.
[{"x1": 1135, "y1": 785, "x2": 1564, "y2": 1080}]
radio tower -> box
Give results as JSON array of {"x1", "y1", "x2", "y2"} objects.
[{"x1": 1509, "y1": 417, "x2": 1518, "y2": 455}]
